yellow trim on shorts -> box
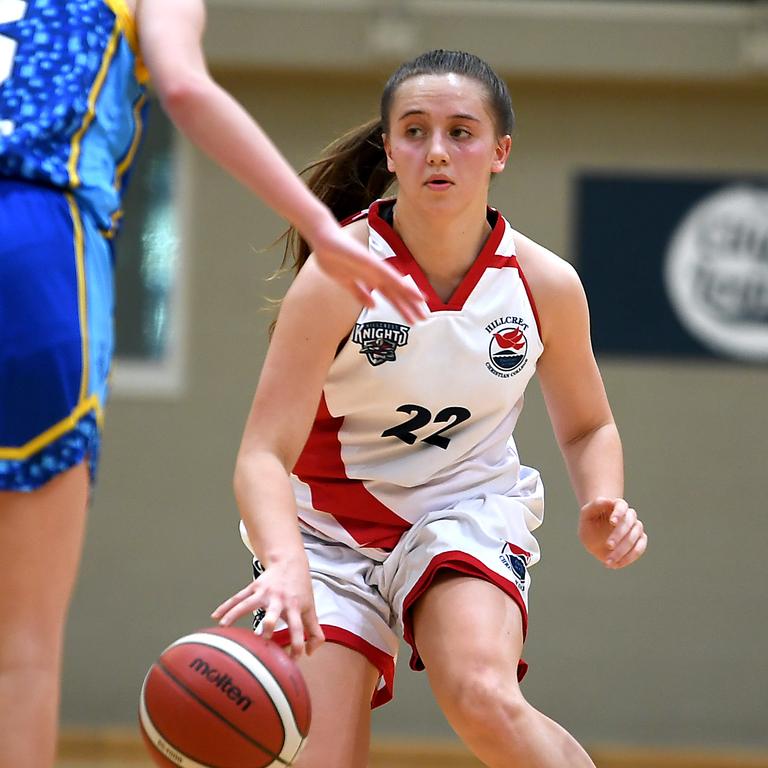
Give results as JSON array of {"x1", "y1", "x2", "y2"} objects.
[
  {"x1": 65, "y1": 194, "x2": 90, "y2": 405},
  {"x1": 67, "y1": 22, "x2": 121, "y2": 186},
  {"x1": 0, "y1": 397, "x2": 102, "y2": 461}
]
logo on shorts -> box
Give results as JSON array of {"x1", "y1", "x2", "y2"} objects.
[
  {"x1": 352, "y1": 321, "x2": 410, "y2": 366},
  {"x1": 499, "y1": 542, "x2": 531, "y2": 590},
  {"x1": 485, "y1": 317, "x2": 529, "y2": 377}
]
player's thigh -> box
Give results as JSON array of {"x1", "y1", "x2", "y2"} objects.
[
  {"x1": 293, "y1": 641, "x2": 378, "y2": 768},
  {"x1": 0, "y1": 462, "x2": 89, "y2": 662},
  {"x1": 412, "y1": 572, "x2": 526, "y2": 709}
]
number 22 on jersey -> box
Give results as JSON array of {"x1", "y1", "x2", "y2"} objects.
[{"x1": 0, "y1": 0, "x2": 29, "y2": 136}]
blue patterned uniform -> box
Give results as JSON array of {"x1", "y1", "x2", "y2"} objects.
[{"x1": 0, "y1": 0, "x2": 149, "y2": 490}]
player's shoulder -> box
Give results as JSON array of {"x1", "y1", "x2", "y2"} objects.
[
  {"x1": 341, "y1": 215, "x2": 370, "y2": 248},
  {"x1": 509, "y1": 227, "x2": 587, "y2": 342},
  {"x1": 278, "y1": 219, "x2": 368, "y2": 343},
  {"x1": 511, "y1": 228, "x2": 580, "y2": 295}
]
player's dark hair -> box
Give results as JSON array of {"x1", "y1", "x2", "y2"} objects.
[
  {"x1": 381, "y1": 49, "x2": 514, "y2": 136},
  {"x1": 281, "y1": 50, "x2": 513, "y2": 275}
]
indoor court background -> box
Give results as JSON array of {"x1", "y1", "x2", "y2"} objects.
[{"x1": 56, "y1": 1, "x2": 768, "y2": 766}]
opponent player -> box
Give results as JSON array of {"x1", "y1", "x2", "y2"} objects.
[
  {"x1": 213, "y1": 49, "x2": 648, "y2": 767},
  {"x1": 0, "y1": 2, "x2": 422, "y2": 766}
]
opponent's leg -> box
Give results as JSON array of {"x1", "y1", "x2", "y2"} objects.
[
  {"x1": 412, "y1": 572, "x2": 596, "y2": 768},
  {"x1": 292, "y1": 640, "x2": 379, "y2": 768},
  {"x1": 0, "y1": 462, "x2": 89, "y2": 768}
]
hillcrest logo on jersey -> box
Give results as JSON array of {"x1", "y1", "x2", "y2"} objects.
[
  {"x1": 352, "y1": 321, "x2": 410, "y2": 366},
  {"x1": 485, "y1": 316, "x2": 529, "y2": 377},
  {"x1": 499, "y1": 541, "x2": 531, "y2": 591}
]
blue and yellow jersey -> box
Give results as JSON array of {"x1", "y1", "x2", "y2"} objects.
[{"x1": 0, "y1": 0, "x2": 149, "y2": 234}]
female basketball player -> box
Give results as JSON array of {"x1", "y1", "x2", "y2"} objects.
[
  {"x1": 0, "y1": 1, "x2": 422, "y2": 766},
  {"x1": 213, "y1": 50, "x2": 647, "y2": 768}
]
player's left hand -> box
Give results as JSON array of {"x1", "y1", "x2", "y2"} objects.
[{"x1": 578, "y1": 497, "x2": 647, "y2": 569}]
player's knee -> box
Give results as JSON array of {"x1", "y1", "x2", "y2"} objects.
[{"x1": 449, "y1": 666, "x2": 528, "y2": 733}]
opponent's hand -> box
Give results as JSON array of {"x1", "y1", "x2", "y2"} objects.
[
  {"x1": 211, "y1": 560, "x2": 324, "y2": 658},
  {"x1": 309, "y1": 224, "x2": 426, "y2": 325},
  {"x1": 578, "y1": 497, "x2": 647, "y2": 569}
]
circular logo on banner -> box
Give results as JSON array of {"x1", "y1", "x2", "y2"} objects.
[{"x1": 664, "y1": 185, "x2": 768, "y2": 362}]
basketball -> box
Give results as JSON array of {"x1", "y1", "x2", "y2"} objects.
[{"x1": 138, "y1": 627, "x2": 311, "y2": 768}]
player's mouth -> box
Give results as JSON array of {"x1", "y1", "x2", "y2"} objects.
[{"x1": 425, "y1": 175, "x2": 454, "y2": 191}]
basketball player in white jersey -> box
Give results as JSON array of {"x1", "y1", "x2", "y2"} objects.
[{"x1": 213, "y1": 50, "x2": 647, "y2": 768}]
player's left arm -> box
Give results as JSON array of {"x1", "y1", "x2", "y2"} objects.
[{"x1": 520, "y1": 239, "x2": 647, "y2": 568}]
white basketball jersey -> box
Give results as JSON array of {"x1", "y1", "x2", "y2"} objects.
[{"x1": 291, "y1": 199, "x2": 545, "y2": 558}]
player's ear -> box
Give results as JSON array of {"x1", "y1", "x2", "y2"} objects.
[
  {"x1": 383, "y1": 133, "x2": 395, "y2": 173},
  {"x1": 491, "y1": 134, "x2": 512, "y2": 174}
]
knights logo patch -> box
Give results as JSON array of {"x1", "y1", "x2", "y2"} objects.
[
  {"x1": 352, "y1": 321, "x2": 410, "y2": 366},
  {"x1": 499, "y1": 541, "x2": 531, "y2": 590}
]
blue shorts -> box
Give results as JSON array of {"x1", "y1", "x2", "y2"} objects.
[{"x1": 0, "y1": 180, "x2": 114, "y2": 491}]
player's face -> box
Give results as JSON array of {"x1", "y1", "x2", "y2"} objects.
[{"x1": 383, "y1": 74, "x2": 511, "y2": 214}]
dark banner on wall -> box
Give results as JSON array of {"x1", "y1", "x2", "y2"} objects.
[{"x1": 575, "y1": 173, "x2": 768, "y2": 364}]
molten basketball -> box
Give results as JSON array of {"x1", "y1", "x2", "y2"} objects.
[{"x1": 139, "y1": 627, "x2": 311, "y2": 768}]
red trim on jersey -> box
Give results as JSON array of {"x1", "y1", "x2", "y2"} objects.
[
  {"x1": 271, "y1": 625, "x2": 396, "y2": 709},
  {"x1": 367, "y1": 200, "x2": 508, "y2": 313},
  {"x1": 293, "y1": 394, "x2": 411, "y2": 550},
  {"x1": 512, "y1": 257, "x2": 543, "y2": 339},
  {"x1": 339, "y1": 208, "x2": 369, "y2": 228},
  {"x1": 400, "y1": 550, "x2": 529, "y2": 681}
]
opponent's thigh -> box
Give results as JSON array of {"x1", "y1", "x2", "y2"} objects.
[
  {"x1": 0, "y1": 462, "x2": 89, "y2": 768},
  {"x1": 293, "y1": 640, "x2": 379, "y2": 768}
]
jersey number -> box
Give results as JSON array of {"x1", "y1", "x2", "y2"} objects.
[
  {"x1": 381, "y1": 404, "x2": 471, "y2": 450},
  {"x1": 0, "y1": 1, "x2": 29, "y2": 137}
]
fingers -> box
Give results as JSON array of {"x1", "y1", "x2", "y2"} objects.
[
  {"x1": 605, "y1": 503, "x2": 647, "y2": 569},
  {"x1": 314, "y1": 247, "x2": 427, "y2": 323},
  {"x1": 373, "y1": 267, "x2": 426, "y2": 323},
  {"x1": 606, "y1": 501, "x2": 634, "y2": 548},
  {"x1": 346, "y1": 279, "x2": 375, "y2": 309},
  {"x1": 211, "y1": 583, "x2": 259, "y2": 625},
  {"x1": 608, "y1": 522, "x2": 648, "y2": 569},
  {"x1": 607, "y1": 498, "x2": 629, "y2": 526},
  {"x1": 305, "y1": 618, "x2": 326, "y2": 656},
  {"x1": 211, "y1": 581, "x2": 324, "y2": 657}
]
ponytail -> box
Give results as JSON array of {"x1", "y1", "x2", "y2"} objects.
[{"x1": 282, "y1": 118, "x2": 394, "y2": 275}]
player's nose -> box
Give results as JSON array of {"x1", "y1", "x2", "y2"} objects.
[{"x1": 426, "y1": 135, "x2": 449, "y2": 165}]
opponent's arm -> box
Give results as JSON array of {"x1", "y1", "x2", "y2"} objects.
[
  {"x1": 520, "y1": 240, "x2": 647, "y2": 569},
  {"x1": 134, "y1": 0, "x2": 423, "y2": 322}
]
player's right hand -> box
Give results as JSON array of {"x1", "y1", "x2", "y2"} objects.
[{"x1": 211, "y1": 560, "x2": 324, "y2": 658}]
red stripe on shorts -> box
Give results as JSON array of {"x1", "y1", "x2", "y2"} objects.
[
  {"x1": 400, "y1": 550, "x2": 529, "y2": 681},
  {"x1": 272, "y1": 625, "x2": 396, "y2": 709}
]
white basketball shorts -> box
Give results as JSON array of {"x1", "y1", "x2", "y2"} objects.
[{"x1": 245, "y1": 493, "x2": 542, "y2": 707}]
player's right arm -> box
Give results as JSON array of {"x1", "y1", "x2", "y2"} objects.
[
  {"x1": 133, "y1": 0, "x2": 424, "y2": 323},
  {"x1": 211, "y1": 221, "x2": 368, "y2": 656}
]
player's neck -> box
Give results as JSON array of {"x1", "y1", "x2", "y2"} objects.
[{"x1": 392, "y1": 199, "x2": 492, "y2": 301}]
